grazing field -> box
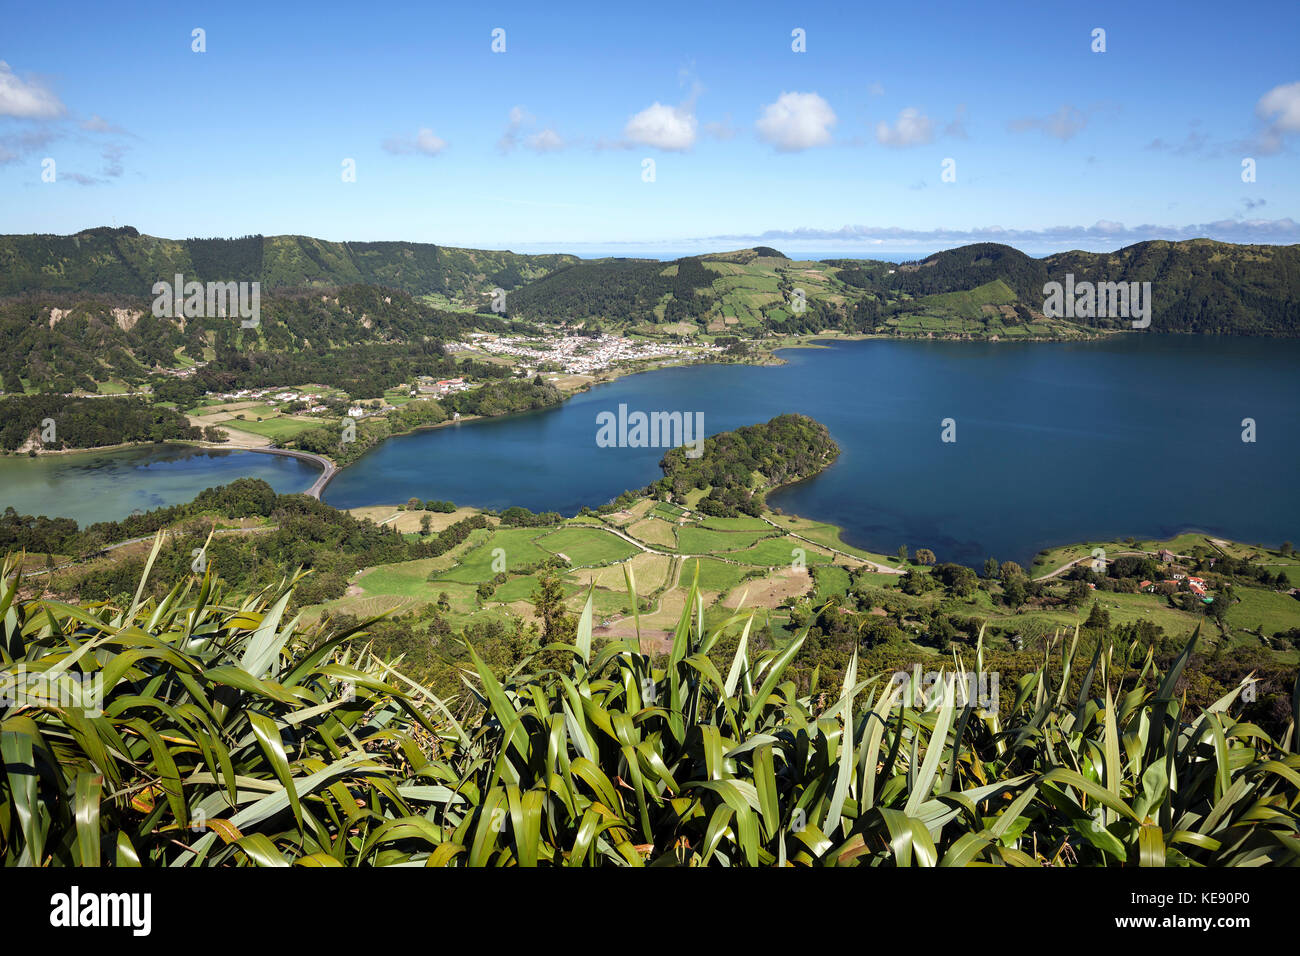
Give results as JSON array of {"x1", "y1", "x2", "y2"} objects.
[
  {"x1": 697, "y1": 515, "x2": 773, "y2": 531},
  {"x1": 491, "y1": 574, "x2": 552, "y2": 604},
  {"x1": 609, "y1": 498, "x2": 655, "y2": 525},
  {"x1": 731, "y1": 535, "x2": 834, "y2": 567},
  {"x1": 346, "y1": 506, "x2": 479, "y2": 534},
  {"x1": 222, "y1": 415, "x2": 321, "y2": 441},
  {"x1": 581, "y1": 552, "x2": 673, "y2": 593},
  {"x1": 537, "y1": 526, "x2": 640, "y2": 566},
  {"x1": 626, "y1": 517, "x2": 677, "y2": 549},
  {"x1": 721, "y1": 567, "x2": 811, "y2": 610},
  {"x1": 811, "y1": 565, "x2": 852, "y2": 602},
  {"x1": 294, "y1": 495, "x2": 1299, "y2": 674},
  {"x1": 437, "y1": 527, "x2": 553, "y2": 583},
  {"x1": 652, "y1": 501, "x2": 688, "y2": 520},
  {"x1": 770, "y1": 514, "x2": 899, "y2": 565},
  {"x1": 675, "y1": 526, "x2": 774, "y2": 554},
  {"x1": 350, "y1": 557, "x2": 446, "y2": 597},
  {"x1": 678, "y1": 557, "x2": 758, "y2": 593},
  {"x1": 1227, "y1": 586, "x2": 1300, "y2": 640}
]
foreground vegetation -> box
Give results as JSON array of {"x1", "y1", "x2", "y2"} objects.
[{"x1": 2, "y1": 542, "x2": 1296, "y2": 866}]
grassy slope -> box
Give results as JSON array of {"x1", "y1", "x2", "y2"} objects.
[{"x1": 295, "y1": 500, "x2": 1300, "y2": 669}]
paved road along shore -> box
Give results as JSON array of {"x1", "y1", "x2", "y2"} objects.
[{"x1": 246, "y1": 447, "x2": 337, "y2": 499}]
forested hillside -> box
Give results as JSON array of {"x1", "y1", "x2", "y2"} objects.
[
  {"x1": 505, "y1": 255, "x2": 724, "y2": 324},
  {"x1": 505, "y1": 240, "x2": 1300, "y2": 337},
  {"x1": 0, "y1": 226, "x2": 577, "y2": 298},
  {"x1": 0, "y1": 395, "x2": 199, "y2": 451},
  {"x1": 4, "y1": 232, "x2": 1298, "y2": 363},
  {"x1": 887, "y1": 240, "x2": 1300, "y2": 334},
  {"x1": 650, "y1": 413, "x2": 840, "y2": 516},
  {"x1": 0, "y1": 284, "x2": 524, "y2": 396}
]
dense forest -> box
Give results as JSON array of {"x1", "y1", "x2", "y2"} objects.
[
  {"x1": 650, "y1": 413, "x2": 840, "y2": 516},
  {"x1": 4, "y1": 236, "x2": 1299, "y2": 397},
  {"x1": 0, "y1": 395, "x2": 200, "y2": 451},
  {"x1": 289, "y1": 378, "x2": 563, "y2": 465},
  {"x1": 0, "y1": 283, "x2": 516, "y2": 396},
  {"x1": 504, "y1": 257, "x2": 701, "y2": 324},
  {"x1": 0, "y1": 477, "x2": 492, "y2": 607},
  {"x1": 888, "y1": 240, "x2": 1300, "y2": 334},
  {"x1": 0, "y1": 228, "x2": 577, "y2": 297},
  {"x1": 505, "y1": 239, "x2": 1300, "y2": 336}
]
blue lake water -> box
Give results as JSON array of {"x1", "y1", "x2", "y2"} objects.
[
  {"x1": 322, "y1": 336, "x2": 1300, "y2": 567},
  {"x1": 0, "y1": 445, "x2": 318, "y2": 526},
  {"x1": 3, "y1": 337, "x2": 1294, "y2": 566}
]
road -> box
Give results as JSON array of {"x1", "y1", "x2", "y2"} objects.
[
  {"x1": 595, "y1": 514, "x2": 902, "y2": 573},
  {"x1": 245, "y1": 447, "x2": 336, "y2": 499},
  {"x1": 1032, "y1": 549, "x2": 1192, "y2": 582}
]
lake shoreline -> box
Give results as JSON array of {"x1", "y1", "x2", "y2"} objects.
[{"x1": 5, "y1": 336, "x2": 1292, "y2": 570}]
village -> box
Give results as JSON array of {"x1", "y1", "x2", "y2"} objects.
[
  {"x1": 445, "y1": 330, "x2": 719, "y2": 375},
  {"x1": 1139, "y1": 549, "x2": 1215, "y2": 602}
]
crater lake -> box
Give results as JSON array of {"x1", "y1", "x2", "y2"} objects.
[{"x1": 321, "y1": 335, "x2": 1300, "y2": 568}]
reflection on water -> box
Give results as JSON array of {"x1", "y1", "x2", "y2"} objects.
[
  {"x1": 0, "y1": 444, "x2": 317, "y2": 526},
  {"x1": 325, "y1": 337, "x2": 1300, "y2": 567}
]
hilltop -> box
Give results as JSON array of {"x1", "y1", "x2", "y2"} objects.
[
  {"x1": 2, "y1": 230, "x2": 1297, "y2": 340},
  {"x1": 0, "y1": 226, "x2": 578, "y2": 303},
  {"x1": 508, "y1": 239, "x2": 1300, "y2": 337},
  {"x1": 3, "y1": 230, "x2": 1299, "y2": 399}
]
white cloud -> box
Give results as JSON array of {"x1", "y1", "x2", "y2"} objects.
[
  {"x1": 943, "y1": 104, "x2": 969, "y2": 139},
  {"x1": 1253, "y1": 81, "x2": 1300, "y2": 153},
  {"x1": 383, "y1": 127, "x2": 447, "y2": 156},
  {"x1": 756, "y1": 92, "x2": 836, "y2": 151},
  {"x1": 102, "y1": 143, "x2": 126, "y2": 178},
  {"x1": 414, "y1": 129, "x2": 446, "y2": 155},
  {"x1": 1009, "y1": 104, "x2": 1087, "y2": 141},
  {"x1": 1145, "y1": 129, "x2": 1208, "y2": 155},
  {"x1": 526, "y1": 128, "x2": 565, "y2": 152},
  {"x1": 706, "y1": 218, "x2": 1300, "y2": 248},
  {"x1": 1256, "y1": 81, "x2": 1300, "y2": 132},
  {"x1": 624, "y1": 101, "x2": 697, "y2": 151},
  {"x1": 704, "y1": 117, "x2": 736, "y2": 140},
  {"x1": 500, "y1": 107, "x2": 567, "y2": 153},
  {"x1": 875, "y1": 107, "x2": 934, "y2": 147},
  {"x1": 0, "y1": 61, "x2": 64, "y2": 118},
  {"x1": 498, "y1": 106, "x2": 533, "y2": 151},
  {"x1": 0, "y1": 127, "x2": 59, "y2": 165}
]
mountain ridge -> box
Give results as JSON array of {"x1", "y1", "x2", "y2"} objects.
[{"x1": 2, "y1": 229, "x2": 1298, "y2": 339}]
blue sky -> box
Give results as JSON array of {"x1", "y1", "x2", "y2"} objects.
[{"x1": 1, "y1": 0, "x2": 1297, "y2": 256}]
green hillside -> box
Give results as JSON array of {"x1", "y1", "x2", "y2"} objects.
[
  {"x1": 3, "y1": 231, "x2": 1298, "y2": 345},
  {"x1": 0, "y1": 226, "x2": 578, "y2": 300},
  {"x1": 886, "y1": 240, "x2": 1300, "y2": 334},
  {"x1": 3, "y1": 540, "x2": 1297, "y2": 867},
  {"x1": 0, "y1": 283, "x2": 514, "y2": 396},
  {"x1": 507, "y1": 239, "x2": 1300, "y2": 337}
]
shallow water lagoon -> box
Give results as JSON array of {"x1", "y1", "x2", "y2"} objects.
[{"x1": 0, "y1": 444, "x2": 318, "y2": 527}]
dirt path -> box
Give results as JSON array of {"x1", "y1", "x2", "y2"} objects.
[
  {"x1": 757, "y1": 516, "x2": 902, "y2": 573},
  {"x1": 1032, "y1": 549, "x2": 1193, "y2": 582}
]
